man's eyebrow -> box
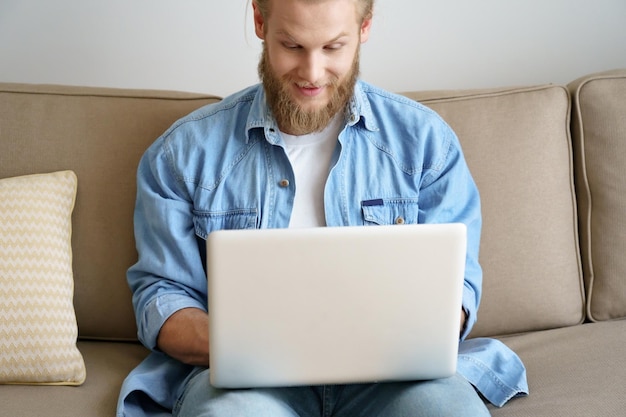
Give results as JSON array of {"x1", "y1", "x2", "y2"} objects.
[{"x1": 275, "y1": 30, "x2": 349, "y2": 44}]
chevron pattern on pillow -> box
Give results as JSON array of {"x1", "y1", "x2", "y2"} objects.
[{"x1": 0, "y1": 170, "x2": 86, "y2": 385}]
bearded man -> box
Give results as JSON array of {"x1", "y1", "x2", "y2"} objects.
[{"x1": 117, "y1": 0, "x2": 527, "y2": 416}]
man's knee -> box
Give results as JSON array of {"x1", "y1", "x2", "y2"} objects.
[
  {"x1": 378, "y1": 375, "x2": 490, "y2": 417},
  {"x1": 174, "y1": 370, "x2": 303, "y2": 417}
]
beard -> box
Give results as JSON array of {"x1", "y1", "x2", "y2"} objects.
[{"x1": 258, "y1": 44, "x2": 360, "y2": 136}]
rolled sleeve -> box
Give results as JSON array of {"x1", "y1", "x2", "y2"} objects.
[{"x1": 138, "y1": 294, "x2": 207, "y2": 350}]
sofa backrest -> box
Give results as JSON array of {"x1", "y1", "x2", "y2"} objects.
[
  {"x1": 569, "y1": 69, "x2": 626, "y2": 323},
  {"x1": 0, "y1": 83, "x2": 220, "y2": 340},
  {"x1": 3, "y1": 72, "x2": 621, "y2": 342},
  {"x1": 403, "y1": 85, "x2": 586, "y2": 337}
]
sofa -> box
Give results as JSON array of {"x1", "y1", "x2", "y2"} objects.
[{"x1": 1, "y1": 68, "x2": 625, "y2": 417}]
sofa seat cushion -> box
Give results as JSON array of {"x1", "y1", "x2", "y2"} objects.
[
  {"x1": 403, "y1": 85, "x2": 585, "y2": 337},
  {"x1": 489, "y1": 320, "x2": 626, "y2": 417},
  {"x1": 569, "y1": 69, "x2": 626, "y2": 321},
  {"x1": 0, "y1": 341, "x2": 148, "y2": 417}
]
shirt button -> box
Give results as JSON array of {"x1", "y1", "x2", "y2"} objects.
[
  {"x1": 395, "y1": 217, "x2": 405, "y2": 225},
  {"x1": 279, "y1": 179, "x2": 290, "y2": 188}
]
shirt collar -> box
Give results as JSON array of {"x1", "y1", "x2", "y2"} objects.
[{"x1": 245, "y1": 80, "x2": 379, "y2": 144}]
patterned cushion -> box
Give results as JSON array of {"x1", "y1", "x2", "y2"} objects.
[{"x1": 0, "y1": 171, "x2": 86, "y2": 385}]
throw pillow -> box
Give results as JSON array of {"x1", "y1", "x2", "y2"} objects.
[{"x1": 0, "y1": 170, "x2": 86, "y2": 385}]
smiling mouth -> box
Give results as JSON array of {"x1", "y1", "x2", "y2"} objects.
[{"x1": 296, "y1": 84, "x2": 325, "y2": 98}]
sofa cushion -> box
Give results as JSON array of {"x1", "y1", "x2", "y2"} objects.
[
  {"x1": 488, "y1": 320, "x2": 626, "y2": 417},
  {"x1": 403, "y1": 86, "x2": 585, "y2": 337},
  {"x1": 0, "y1": 83, "x2": 221, "y2": 340},
  {"x1": 569, "y1": 69, "x2": 626, "y2": 322},
  {"x1": 0, "y1": 341, "x2": 148, "y2": 417},
  {"x1": 0, "y1": 170, "x2": 86, "y2": 385}
]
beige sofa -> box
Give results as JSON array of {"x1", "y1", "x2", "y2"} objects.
[{"x1": 1, "y1": 69, "x2": 625, "y2": 416}]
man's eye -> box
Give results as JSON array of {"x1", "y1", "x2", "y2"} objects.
[{"x1": 324, "y1": 44, "x2": 343, "y2": 51}]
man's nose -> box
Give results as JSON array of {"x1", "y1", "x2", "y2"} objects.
[{"x1": 298, "y1": 52, "x2": 325, "y2": 84}]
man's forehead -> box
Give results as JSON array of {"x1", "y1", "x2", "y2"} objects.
[
  {"x1": 266, "y1": 0, "x2": 359, "y2": 7},
  {"x1": 264, "y1": 0, "x2": 361, "y2": 31},
  {"x1": 264, "y1": 0, "x2": 360, "y2": 18}
]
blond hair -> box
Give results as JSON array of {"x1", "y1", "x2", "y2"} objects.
[{"x1": 253, "y1": 0, "x2": 374, "y2": 23}]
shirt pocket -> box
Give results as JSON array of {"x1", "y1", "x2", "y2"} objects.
[
  {"x1": 361, "y1": 198, "x2": 420, "y2": 226},
  {"x1": 192, "y1": 208, "x2": 258, "y2": 239}
]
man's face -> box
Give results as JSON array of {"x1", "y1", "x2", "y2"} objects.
[{"x1": 254, "y1": 0, "x2": 372, "y2": 135}]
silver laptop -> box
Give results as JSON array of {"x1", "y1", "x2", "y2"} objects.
[{"x1": 206, "y1": 223, "x2": 466, "y2": 389}]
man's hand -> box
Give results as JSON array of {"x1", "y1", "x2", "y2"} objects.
[
  {"x1": 157, "y1": 307, "x2": 210, "y2": 366},
  {"x1": 460, "y1": 309, "x2": 467, "y2": 336}
]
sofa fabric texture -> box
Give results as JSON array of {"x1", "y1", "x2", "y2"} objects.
[
  {"x1": 1, "y1": 69, "x2": 625, "y2": 416},
  {"x1": 404, "y1": 86, "x2": 585, "y2": 337},
  {"x1": 569, "y1": 70, "x2": 626, "y2": 322},
  {"x1": 0, "y1": 84, "x2": 220, "y2": 341}
]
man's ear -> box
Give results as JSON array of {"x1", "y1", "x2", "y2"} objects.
[
  {"x1": 253, "y1": 2, "x2": 266, "y2": 40},
  {"x1": 360, "y1": 17, "x2": 372, "y2": 43}
]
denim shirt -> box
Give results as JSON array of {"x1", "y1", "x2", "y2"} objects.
[{"x1": 117, "y1": 81, "x2": 528, "y2": 417}]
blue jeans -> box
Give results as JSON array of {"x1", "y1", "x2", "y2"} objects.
[{"x1": 173, "y1": 370, "x2": 490, "y2": 417}]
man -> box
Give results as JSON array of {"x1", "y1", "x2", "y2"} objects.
[{"x1": 117, "y1": 0, "x2": 528, "y2": 416}]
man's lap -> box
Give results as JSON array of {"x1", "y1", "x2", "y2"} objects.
[{"x1": 173, "y1": 370, "x2": 490, "y2": 417}]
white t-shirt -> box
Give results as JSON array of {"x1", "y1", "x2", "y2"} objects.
[{"x1": 281, "y1": 115, "x2": 343, "y2": 228}]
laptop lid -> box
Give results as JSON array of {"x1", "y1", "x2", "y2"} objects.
[{"x1": 207, "y1": 223, "x2": 466, "y2": 388}]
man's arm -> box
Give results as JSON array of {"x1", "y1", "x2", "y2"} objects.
[
  {"x1": 415, "y1": 126, "x2": 482, "y2": 339},
  {"x1": 157, "y1": 307, "x2": 210, "y2": 366},
  {"x1": 128, "y1": 139, "x2": 210, "y2": 353}
]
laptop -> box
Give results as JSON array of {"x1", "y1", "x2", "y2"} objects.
[{"x1": 206, "y1": 223, "x2": 466, "y2": 389}]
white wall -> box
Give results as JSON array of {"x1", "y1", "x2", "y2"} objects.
[{"x1": 1, "y1": 0, "x2": 625, "y2": 97}]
